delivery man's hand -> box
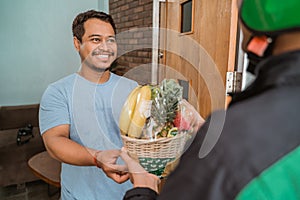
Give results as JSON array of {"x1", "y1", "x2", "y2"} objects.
[{"x1": 119, "y1": 147, "x2": 160, "y2": 193}]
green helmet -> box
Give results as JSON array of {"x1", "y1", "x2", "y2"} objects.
[{"x1": 240, "y1": 0, "x2": 300, "y2": 35}]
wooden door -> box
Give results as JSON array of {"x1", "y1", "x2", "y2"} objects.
[{"x1": 158, "y1": 0, "x2": 239, "y2": 118}]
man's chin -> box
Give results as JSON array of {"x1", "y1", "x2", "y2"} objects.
[
  {"x1": 88, "y1": 63, "x2": 112, "y2": 72},
  {"x1": 94, "y1": 66, "x2": 111, "y2": 72},
  {"x1": 83, "y1": 59, "x2": 113, "y2": 72}
]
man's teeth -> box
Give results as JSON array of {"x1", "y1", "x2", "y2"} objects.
[{"x1": 98, "y1": 54, "x2": 109, "y2": 59}]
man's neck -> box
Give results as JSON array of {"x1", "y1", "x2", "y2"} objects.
[
  {"x1": 273, "y1": 32, "x2": 300, "y2": 55},
  {"x1": 78, "y1": 67, "x2": 111, "y2": 84}
]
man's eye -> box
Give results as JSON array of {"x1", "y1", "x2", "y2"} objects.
[
  {"x1": 91, "y1": 38, "x2": 101, "y2": 42},
  {"x1": 107, "y1": 38, "x2": 116, "y2": 43}
]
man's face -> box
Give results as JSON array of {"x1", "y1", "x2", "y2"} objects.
[{"x1": 75, "y1": 18, "x2": 117, "y2": 71}]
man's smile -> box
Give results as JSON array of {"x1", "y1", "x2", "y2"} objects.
[{"x1": 92, "y1": 51, "x2": 115, "y2": 61}]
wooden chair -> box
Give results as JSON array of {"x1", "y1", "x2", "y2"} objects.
[{"x1": 28, "y1": 151, "x2": 61, "y2": 196}]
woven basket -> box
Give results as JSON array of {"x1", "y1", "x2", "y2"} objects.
[{"x1": 121, "y1": 134, "x2": 188, "y2": 176}]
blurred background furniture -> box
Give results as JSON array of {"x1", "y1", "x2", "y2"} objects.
[
  {"x1": 28, "y1": 151, "x2": 61, "y2": 188},
  {"x1": 0, "y1": 104, "x2": 46, "y2": 187},
  {"x1": 28, "y1": 151, "x2": 61, "y2": 196}
]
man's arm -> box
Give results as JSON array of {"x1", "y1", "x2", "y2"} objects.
[
  {"x1": 42, "y1": 124, "x2": 130, "y2": 183},
  {"x1": 42, "y1": 124, "x2": 96, "y2": 166}
]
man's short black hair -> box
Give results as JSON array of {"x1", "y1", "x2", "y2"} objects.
[{"x1": 72, "y1": 10, "x2": 116, "y2": 43}]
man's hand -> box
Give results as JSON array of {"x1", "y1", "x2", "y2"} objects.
[
  {"x1": 94, "y1": 149, "x2": 130, "y2": 184},
  {"x1": 119, "y1": 148, "x2": 160, "y2": 193}
]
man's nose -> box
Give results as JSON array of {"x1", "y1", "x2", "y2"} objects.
[{"x1": 97, "y1": 41, "x2": 109, "y2": 51}]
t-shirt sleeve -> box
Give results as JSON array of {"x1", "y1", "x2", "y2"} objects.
[{"x1": 39, "y1": 85, "x2": 70, "y2": 134}]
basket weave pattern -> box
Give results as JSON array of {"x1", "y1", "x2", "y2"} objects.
[{"x1": 121, "y1": 134, "x2": 187, "y2": 159}]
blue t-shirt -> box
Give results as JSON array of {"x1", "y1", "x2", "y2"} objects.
[{"x1": 39, "y1": 73, "x2": 138, "y2": 200}]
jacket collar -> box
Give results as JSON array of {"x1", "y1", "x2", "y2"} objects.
[{"x1": 230, "y1": 50, "x2": 300, "y2": 105}]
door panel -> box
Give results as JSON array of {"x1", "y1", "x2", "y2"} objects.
[{"x1": 159, "y1": 0, "x2": 238, "y2": 118}]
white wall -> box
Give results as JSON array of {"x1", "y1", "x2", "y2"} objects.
[{"x1": 0, "y1": 0, "x2": 109, "y2": 106}]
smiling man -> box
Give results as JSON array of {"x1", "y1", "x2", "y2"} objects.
[
  {"x1": 73, "y1": 17, "x2": 117, "y2": 80},
  {"x1": 39, "y1": 10, "x2": 138, "y2": 199}
]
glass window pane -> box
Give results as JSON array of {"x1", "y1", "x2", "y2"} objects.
[{"x1": 181, "y1": 0, "x2": 192, "y2": 33}]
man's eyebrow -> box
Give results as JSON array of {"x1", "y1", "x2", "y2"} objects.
[
  {"x1": 88, "y1": 34, "x2": 115, "y2": 38},
  {"x1": 88, "y1": 34, "x2": 102, "y2": 38}
]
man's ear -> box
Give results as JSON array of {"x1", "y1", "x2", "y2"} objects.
[{"x1": 73, "y1": 37, "x2": 81, "y2": 52}]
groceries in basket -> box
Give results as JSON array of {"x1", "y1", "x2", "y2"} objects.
[{"x1": 119, "y1": 79, "x2": 196, "y2": 176}]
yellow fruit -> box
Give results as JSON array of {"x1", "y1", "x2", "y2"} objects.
[
  {"x1": 119, "y1": 86, "x2": 141, "y2": 135},
  {"x1": 127, "y1": 85, "x2": 152, "y2": 138},
  {"x1": 167, "y1": 127, "x2": 178, "y2": 137}
]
